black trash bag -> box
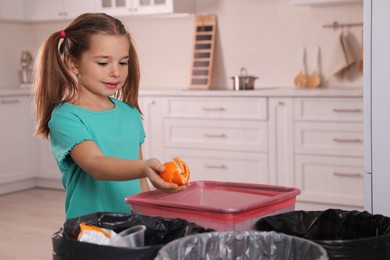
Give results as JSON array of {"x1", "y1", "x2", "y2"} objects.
[
  {"x1": 255, "y1": 209, "x2": 390, "y2": 260},
  {"x1": 52, "y1": 212, "x2": 214, "y2": 260}
]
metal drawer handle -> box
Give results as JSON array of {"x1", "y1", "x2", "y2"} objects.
[
  {"x1": 0, "y1": 99, "x2": 19, "y2": 105},
  {"x1": 333, "y1": 108, "x2": 362, "y2": 113},
  {"x1": 333, "y1": 138, "x2": 362, "y2": 143},
  {"x1": 202, "y1": 107, "x2": 225, "y2": 111},
  {"x1": 204, "y1": 164, "x2": 226, "y2": 169},
  {"x1": 333, "y1": 172, "x2": 362, "y2": 178},
  {"x1": 203, "y1": 133, "x2": 226, "y2": 138}
]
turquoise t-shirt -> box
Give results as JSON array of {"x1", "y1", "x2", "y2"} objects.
[{"x1": 49, "y1": 97, "x2": 145, "y2": 219}]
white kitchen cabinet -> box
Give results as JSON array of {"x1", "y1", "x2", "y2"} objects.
[
  {"x1": 268, "y1": 98, "x2": 294, "y2": 186},
  {"x1": 139, "y1": 91, "x2": 364, "y2": 210},
  {"x1": 28, "y1": 0, "x2": 95, "y2": 22},
  {"x1": 0, "y1": 0, "x2": 26, "y2": 21},
  {"x1": 0, "y1": 95, "x2": 35, "y2": 194},
  {"x1": 291, "y1": 0, "x2": 362, "y2": 5},
  {"x1": 165, "y1": 148, "x2": 269, "y2": 183},
  {"x1": 138, "y1": 96, "x2": 166, "y2": 160},
  {"x1": 295, "y1": 155, "x2": 364, "y2": 206},
  {"x1": 140, "y1": 95, "x2": 270, "y2": 183},
  {"x1": 95, "y1": 0, "x2": 195, "y2": 17},
  {"x1": 34, "y1": 138, "x2": 63, "y2": 189},
  {"x1": 293, "y1": 97, "x2": 364, "y2": 210}
]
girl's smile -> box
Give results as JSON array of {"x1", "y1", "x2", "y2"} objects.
[{"x1": 104, "y1": 82, "x2": 119, "y2": 89}]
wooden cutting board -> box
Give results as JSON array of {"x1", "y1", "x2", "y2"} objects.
[{"x1": 189, "y1": 15, "x2": 217, "y2": 90}]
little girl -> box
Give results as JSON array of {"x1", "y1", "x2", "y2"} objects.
[{"x1": 33, "y1": 13, "x2": 186, "y2": 220}]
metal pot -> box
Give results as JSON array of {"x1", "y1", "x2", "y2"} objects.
[{"x1": 231, "y1": 68, "x2": 258, "y2": 91}]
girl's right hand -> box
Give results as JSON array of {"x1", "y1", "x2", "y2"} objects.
[{"x1": 143, "y1": 158, "x2": 188, "y2": 193}]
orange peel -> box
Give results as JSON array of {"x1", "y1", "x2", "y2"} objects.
[{"x1": 160, "y1": 156, "x2": 190, "y2": 185}]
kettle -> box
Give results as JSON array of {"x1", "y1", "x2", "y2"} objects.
[{"x1": 231, "y1": 68, "x2": 258, "y2": 91}]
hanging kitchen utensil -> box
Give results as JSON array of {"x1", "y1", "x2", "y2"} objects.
[
  {"x1": 19, "y1": 50, "x2": 33, "y2": 85},
  {"x1": 307, "y1": 46, "x2": 321, "y2": 88},
  {"x1": 231, "y1": 68, "x2": 258, "y2": 91},
  {"x1": 294, "y1": 47, "x2": 307, "y2": 88},
  {"x1": 189, "y1": 15, "x2": 217, "y2": 90}
]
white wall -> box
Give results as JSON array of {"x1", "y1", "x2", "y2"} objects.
[
  {"x1": 0, "y1": 22, "x2": 32, "y2": 89},
  {"x1": 0, "y1": 0, "x2": 363, "y2": 90}
]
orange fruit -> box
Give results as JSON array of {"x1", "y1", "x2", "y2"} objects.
[{"x1": 160, "y1": 156, "x2": 190, "y2": 185}]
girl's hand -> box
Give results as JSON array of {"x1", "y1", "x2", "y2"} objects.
[{"x1": 143, "y1": 158, "x2": 188, "y2": 192}]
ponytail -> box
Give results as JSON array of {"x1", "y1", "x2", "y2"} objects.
[{"x1": 33, "y1": 31, "x2": 77, "y2": 139}]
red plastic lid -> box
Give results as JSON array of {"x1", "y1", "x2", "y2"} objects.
[{"x1": 125, "y1": 181, "x2": 300, "y2": 214}]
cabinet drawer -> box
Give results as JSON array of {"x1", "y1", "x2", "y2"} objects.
[
  {"x1": 167, "y1": 97, "x2": 267, "y2": 120},
  {"x1": 294, "y1": 122, "x2": 363, "y2": 156},
  {"x1": 295, "y1": 155, "x2": 363, "y2": 206},
  {"x1": 165, "y1": 149, "x2": 269, "y2": 184},
  {"x1": 164, "y1": 118, "x2": 268, "y2": 152},
  {"x1": 294, "y1": 98, "x2": 363, "y2": 122}
]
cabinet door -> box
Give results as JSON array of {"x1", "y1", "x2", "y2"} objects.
[
  {"x1": 63, "y1": 0, "x2": 96, "y2": 19},
  {"x1": 268, "y1": 98, "x2": 294, "y2": 186},
  {"x1": 295, "y1": 155, "x2": 363, "y2": 207},
  {"x1": 166, "y1": 149, "x2": 269, "y2": 184},
  {"x1": 29, "y1": 0, "x2": 95, "y2": 21},
  {"x1": 0, "y1": 0, "x2": 26, "y2": 21},
  {"x1": 29, "y1": 0, "x2": 64, "y2": 21},
  {"x1": 0, "y1": 96, "x2": 33, "y2": 184},
  {"x1": 139, "y1": 96, "x2": 166, "y2": 160},
  {"x1": 133, "y1": 0, "x2": 173, "y2": 15},
  {"x1": 95, "y1": 0, "x2": 134, "y2": 16}
]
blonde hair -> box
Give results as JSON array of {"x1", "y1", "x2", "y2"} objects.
[{"x1": 33, "y1": 13, "x2": 141, "y2": 139}]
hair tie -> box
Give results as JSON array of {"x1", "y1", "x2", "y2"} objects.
[{"x1": 60, "y1": 30, "x2": 66, "y2": 38}]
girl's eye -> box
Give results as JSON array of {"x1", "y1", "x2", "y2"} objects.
[
  {"x1": 120, "y1": 61, "x2": 129, "y2": 66},
  {"x1": 97, "y1": 62, "x2": 108, "y2": 66}
]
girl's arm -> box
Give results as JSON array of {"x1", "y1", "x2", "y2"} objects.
[
  {"x1": 70, "y1": 140, "x2": 185, "y2": 192},
  {"x1": 138, "y1": 146, "x2": 150, "y2": 192}
]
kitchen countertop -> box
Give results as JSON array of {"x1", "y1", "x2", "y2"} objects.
[
  {"x1": 139, "y1": 87, "x2": 363, "y2": 97},
  {"x1": 0, "y1": 86, "x2": 363, "y2": 98},
  {"x1": 0, "y1": 87, "x2": 32, "y2": 97}
]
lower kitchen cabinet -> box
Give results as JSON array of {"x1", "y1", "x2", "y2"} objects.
[
  {"x1": 295, "y1": 155, "x2": 364, "y2": 207},
  {"x1": 34, "y1": 138, "x2": 62, "y2": 189},
  {"x1": 165, "y1": 149, "x2": 269, "y2": 183},
  {"x1": 1, "y1": 89, "x2": 364, "y2": 211},
  {"x1": 139, "y1": 91, "x2": 364, "y2": 211},
  {"x1": 0, "y1": 95, "x2": 35, "y2": 194}
]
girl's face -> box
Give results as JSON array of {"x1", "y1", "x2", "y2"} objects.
[{"x1": 71, "y1": 34, "x2": 130, "y2": 107}]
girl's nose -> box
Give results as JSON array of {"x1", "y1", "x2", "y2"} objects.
[{"x1": 110, "y1": 65, "x2": 120, "y2": 77}]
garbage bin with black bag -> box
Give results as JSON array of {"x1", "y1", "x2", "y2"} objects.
[
  {"x1": 255, "y1": 209, "x2": 390, "y2": 260},
  {"x1": 52, "y1": 212, "x2": 214, "y2": 260}
]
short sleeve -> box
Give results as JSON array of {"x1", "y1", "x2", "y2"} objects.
[
  {"x1": 49, "y1": 110, "x2": 93, "y2": 169},
  {"x1": 137, "y1": 111, "x2": 146, "y2": 145}
]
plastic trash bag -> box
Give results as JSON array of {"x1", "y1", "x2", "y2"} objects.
[
  {"x1": 155, "y1": 230, "x2": 328, "y2": 260},
  {"x1": 255, "y1": 209, "x2": 390, "y2": 260},
  {"x1": 52, "y1": 212, "x2": 214, "y2": 260}
]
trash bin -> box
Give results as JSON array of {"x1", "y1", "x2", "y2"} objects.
[
  {"x1": 155, "y1": 230, "x2": 328, "y2": 260},
  {"x1": 126, "y1": 181, "x2": 300, "y2": 231},
  {"x1": 255, "y1": 209, "x2": 390, "y2": 260},
  {"x1": 52, "y1": 212, "x2": 214, "y2": 260}
]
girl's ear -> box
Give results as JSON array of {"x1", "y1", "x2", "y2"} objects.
[{"x1": 64, "y1": 54, "x2": 79, "y2": 76}]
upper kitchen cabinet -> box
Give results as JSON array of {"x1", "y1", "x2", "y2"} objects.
[
  {"x1": 291, "y1": 0, "x2": 362, "y2": 5},
  {"x1": 27, "y1": 0, "x2": 95, "y2": 22},
  {"x1": 95, "y1": 0, "x2": 195, "y2": 17},
  {"x1": 0, "y1": 0, "x2": 27, "y2": 21}
]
